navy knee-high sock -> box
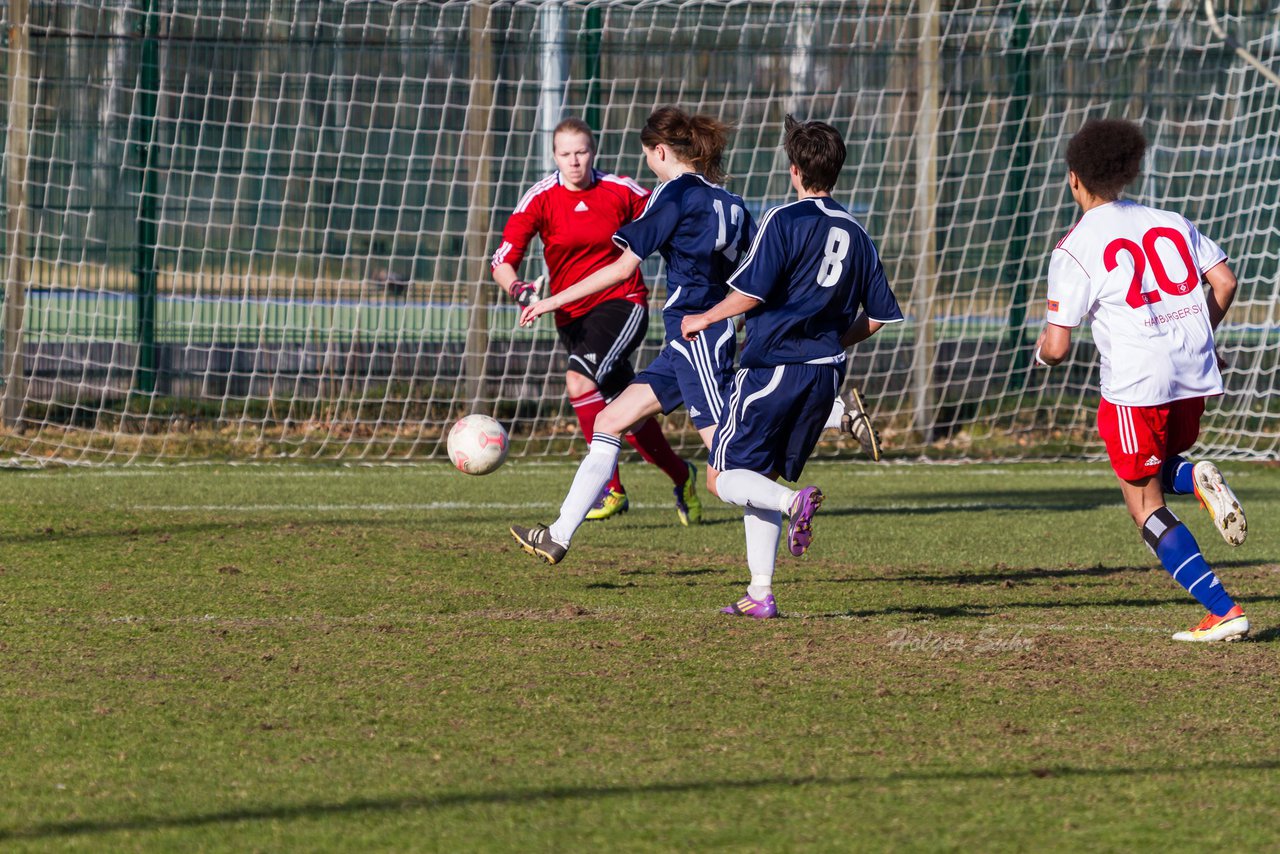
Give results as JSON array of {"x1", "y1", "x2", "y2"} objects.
[
  {"x1": 1160, "y1": 455, "x2": 1195, "y2": 496},
  {"x1": 1142, "y1": 507, "x2": 1236, "y2": 616}
]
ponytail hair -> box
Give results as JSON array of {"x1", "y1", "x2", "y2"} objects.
[{"x1": 640, "y1": 106, "x2": 733, "y2": 184}]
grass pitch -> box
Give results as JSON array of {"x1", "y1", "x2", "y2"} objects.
[{"x1": 1, "y1": 460, "x2": 1278, "y2": 851}]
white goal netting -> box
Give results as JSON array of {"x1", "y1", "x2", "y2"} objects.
[{"x1": 0, "y1": 0, "x2": 1276, "y2": 463}]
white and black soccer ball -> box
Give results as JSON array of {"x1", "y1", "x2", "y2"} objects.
[{"x1": 447, "y1": 414, "x2": 509, "y2": 475}]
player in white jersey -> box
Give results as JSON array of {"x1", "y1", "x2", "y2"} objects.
[{"x1": 1035, "y1": 119, "x2": 1248, "y2": 642}]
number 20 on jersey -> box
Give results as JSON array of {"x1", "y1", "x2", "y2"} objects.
[{"x1": 1104, "y1": 227, "x2": 1199, "y2": 309}]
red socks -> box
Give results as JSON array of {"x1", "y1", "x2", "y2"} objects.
[
  {"x1": 626, "y1": 417, "x2": 689, "y2": 485},
  {"x1": 571, "y1": 392, "x2": 688, "y2": 489}
]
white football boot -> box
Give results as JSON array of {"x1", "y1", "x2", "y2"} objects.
[{"x1": 1192, "y1": 461, "x2": 1247, "y2": 546}]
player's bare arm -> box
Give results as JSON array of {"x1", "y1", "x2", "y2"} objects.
[
  {"x1": 519, "y1": 250, "x2": 643, "y2": 326},
  {"x1": 493, "y1": 263, "x2": 547, "y2": 310},
  {"x1": 492, "y1": 261, "x2": 519, "y2": 293},
  {"x1": 838, "y1": 314, "x2": 885, "y2": 349},
  {"x1": 1034, "y1": 322, "x2": 1072, "y2": 366},
  {"x1": 681, "y1": 291, "x2": 761, "y2": 340},
  {"x1": 1203, "y1": 260, "x2": 1237, "y2": 329},
  {"x1": 492, "y1": 262, "x2": 541, "y2": 308}
]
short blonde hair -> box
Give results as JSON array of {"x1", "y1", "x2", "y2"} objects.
[{"x1": 553, "y1": 117, "x2": 596, "y2": 153}]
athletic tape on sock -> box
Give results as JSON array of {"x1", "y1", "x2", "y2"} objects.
[{"x1": 1141, "y1": 505, "x2": 1180, "y2": 555}]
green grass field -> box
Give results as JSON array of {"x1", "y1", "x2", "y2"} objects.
[{"x1": 2, "y1": 460, "x2": 1278, "y2": 851}]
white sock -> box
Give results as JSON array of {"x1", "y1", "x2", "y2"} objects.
[
  {"x1": 822, "y1": 396, "x2": 844, "y2": 431},
  {"x1": 744, "y1": 505, "x2": 780, "y2": 599},
  {"x1": 715, "y1": 468, "x2": 796, "y2": 514},
  {"x1": 549, "y1": 433, "x2": 622, "y2": 545}
]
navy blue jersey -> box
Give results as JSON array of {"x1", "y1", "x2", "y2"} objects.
[
  {"x1": 728, "y1": 197, "x2": 903, "y2": 368},
  {"x1": 614, "y1": 173, "x2": 756, "y2": 342}
]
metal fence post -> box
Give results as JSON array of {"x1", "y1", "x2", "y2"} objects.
[
  {"x1": 1002, "y1": 3, "x2": 1034, "y2": 384},
  {"x1": 583, "y1": 6, "x2": 602, "y2": 132},
  {"x1": 133, "y1": 0, "x2": 160, "y2": 395}
]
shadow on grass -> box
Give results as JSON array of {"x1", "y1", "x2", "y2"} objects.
[
  {"x1": 813, "y1": 559, "x2": 1270, "y2": 587},
  {"x1": 1245, "y1": 626, "x2": 1280, "y2": 643},
  {"x1": 0, "y1": 517, "x2": 419, "y2": 547},
  {"x1": 5, "y1": 759, "x2": 1279, "y2": 842},
  {"x1": 804, "y1": 592, "x2": 1280, "y2": 624},
  {"x1": 627, "y1": 515, "x2": 739, "y2": 528},
  {"x1": 821, "y1": 487, "x2": 1122, "y2": 517}
]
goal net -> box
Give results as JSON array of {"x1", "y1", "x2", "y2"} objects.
[{"x1": 0, "y1": 0, "x2": 1276, "y2": 463}]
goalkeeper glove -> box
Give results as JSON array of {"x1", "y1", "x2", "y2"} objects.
[
  {"x1": 508, "y1": 279, "x2": 538, "y2": 308},
  {"x1": 508, "y1": 274, "x2": 545, "y2": 308}
]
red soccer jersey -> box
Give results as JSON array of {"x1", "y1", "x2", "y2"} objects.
[{"x1": 491, "y1": 169, "x2": 649, "y2": 325}]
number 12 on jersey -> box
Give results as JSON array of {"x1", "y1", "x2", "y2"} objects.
[{"x1": 712, "y1": 198, "x2": 744, "y2": 262}]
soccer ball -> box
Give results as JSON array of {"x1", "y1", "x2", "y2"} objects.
[{"x1": 447, "y1": 414, "x2": 509, "y2": 475}]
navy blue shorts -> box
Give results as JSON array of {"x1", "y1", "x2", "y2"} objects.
[
  {"x1": 633, "y1": 318, "x2": 736, "y2": 430},
  {"x1": 711, "y1": 363, "x2": 843, "y2": 482}
]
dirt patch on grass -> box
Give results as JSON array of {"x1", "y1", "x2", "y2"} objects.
[{"x1": 468, "y1": 603, "x2": 612, "y2": 622}]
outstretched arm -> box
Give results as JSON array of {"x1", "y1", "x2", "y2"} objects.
[
  {"x1": 519, "y1": 251, "x2": 642, "y2": 326},
  {"x1": 681, "y1": 291, "x2": 762, "y2": 340}
]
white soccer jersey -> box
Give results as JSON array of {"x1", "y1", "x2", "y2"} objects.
[{"x1": 1046, "y1": 199, "x2": 1227, "y2": 406}]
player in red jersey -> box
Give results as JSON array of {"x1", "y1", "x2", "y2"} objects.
[
  {"x1": 1035, "y1": 119, "x2": 1249, "y2": 642},
  {"x1": 491, "y1": 117, "x2": 702, "y2": 525}
]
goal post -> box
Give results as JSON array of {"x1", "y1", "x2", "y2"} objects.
[
  {"x1": 0, "y1": 0, "x2": 1276, "y2": 464},
  {"x1": 3, "y1": 0, "x2": 30, "y2": 428}
]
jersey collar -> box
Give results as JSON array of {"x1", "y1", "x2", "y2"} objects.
[{"x1": 557, "y1": 168, "x2": 603, "y2": 191}]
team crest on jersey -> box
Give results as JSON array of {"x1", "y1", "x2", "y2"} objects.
[{"x1": 574, "y1": 201, "x2": 589, "y2": 212}]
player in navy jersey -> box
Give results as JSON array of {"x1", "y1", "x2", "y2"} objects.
[
  {"x1": 681, "y1": 116, "x2": 904, "y2": 618},
  {"x1": 491, "y1": 117, "x2": 698, "y2": 524},
  {"x1": 510, "y1": 107, "x2": 754, "y2": 566}
]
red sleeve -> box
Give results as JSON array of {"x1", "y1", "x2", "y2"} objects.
[{"x1": 490, "y1": 191, "x2": 543, "y2": 273}]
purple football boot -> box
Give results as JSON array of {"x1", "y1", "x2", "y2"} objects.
[
  {"x1": 721, "y1": 593, "x2": 778, "y2": 619},
  {"x1": 786, "y1": 486, "x2": 824, "y2": 557}
]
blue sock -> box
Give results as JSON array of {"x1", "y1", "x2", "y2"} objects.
[
  {"x1": 1143, "y1": 507, "x2": 1235, "y2": 616},
  {"x1": 1160, "y1": 455, "x2": 1195, "y2": 495}
]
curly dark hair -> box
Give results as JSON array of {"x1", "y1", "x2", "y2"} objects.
[{"x1": 1065, "y1": 119, "x2": 1147, "y2": 199}]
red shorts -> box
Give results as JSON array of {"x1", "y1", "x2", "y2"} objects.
[{"x1": 1097, "y1": 397, "x2": 1204, "y2": 481}]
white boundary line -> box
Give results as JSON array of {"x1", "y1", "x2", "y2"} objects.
[
  {"x1": 131, "y1": 502, "x2": 562, "y2": 512},
  {"x1": 15, "y1": 464, "x2": 1239, "y2": 481},
  {"x1": 129, "y1": 498, "x2": 1131, "y2": 513}
]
